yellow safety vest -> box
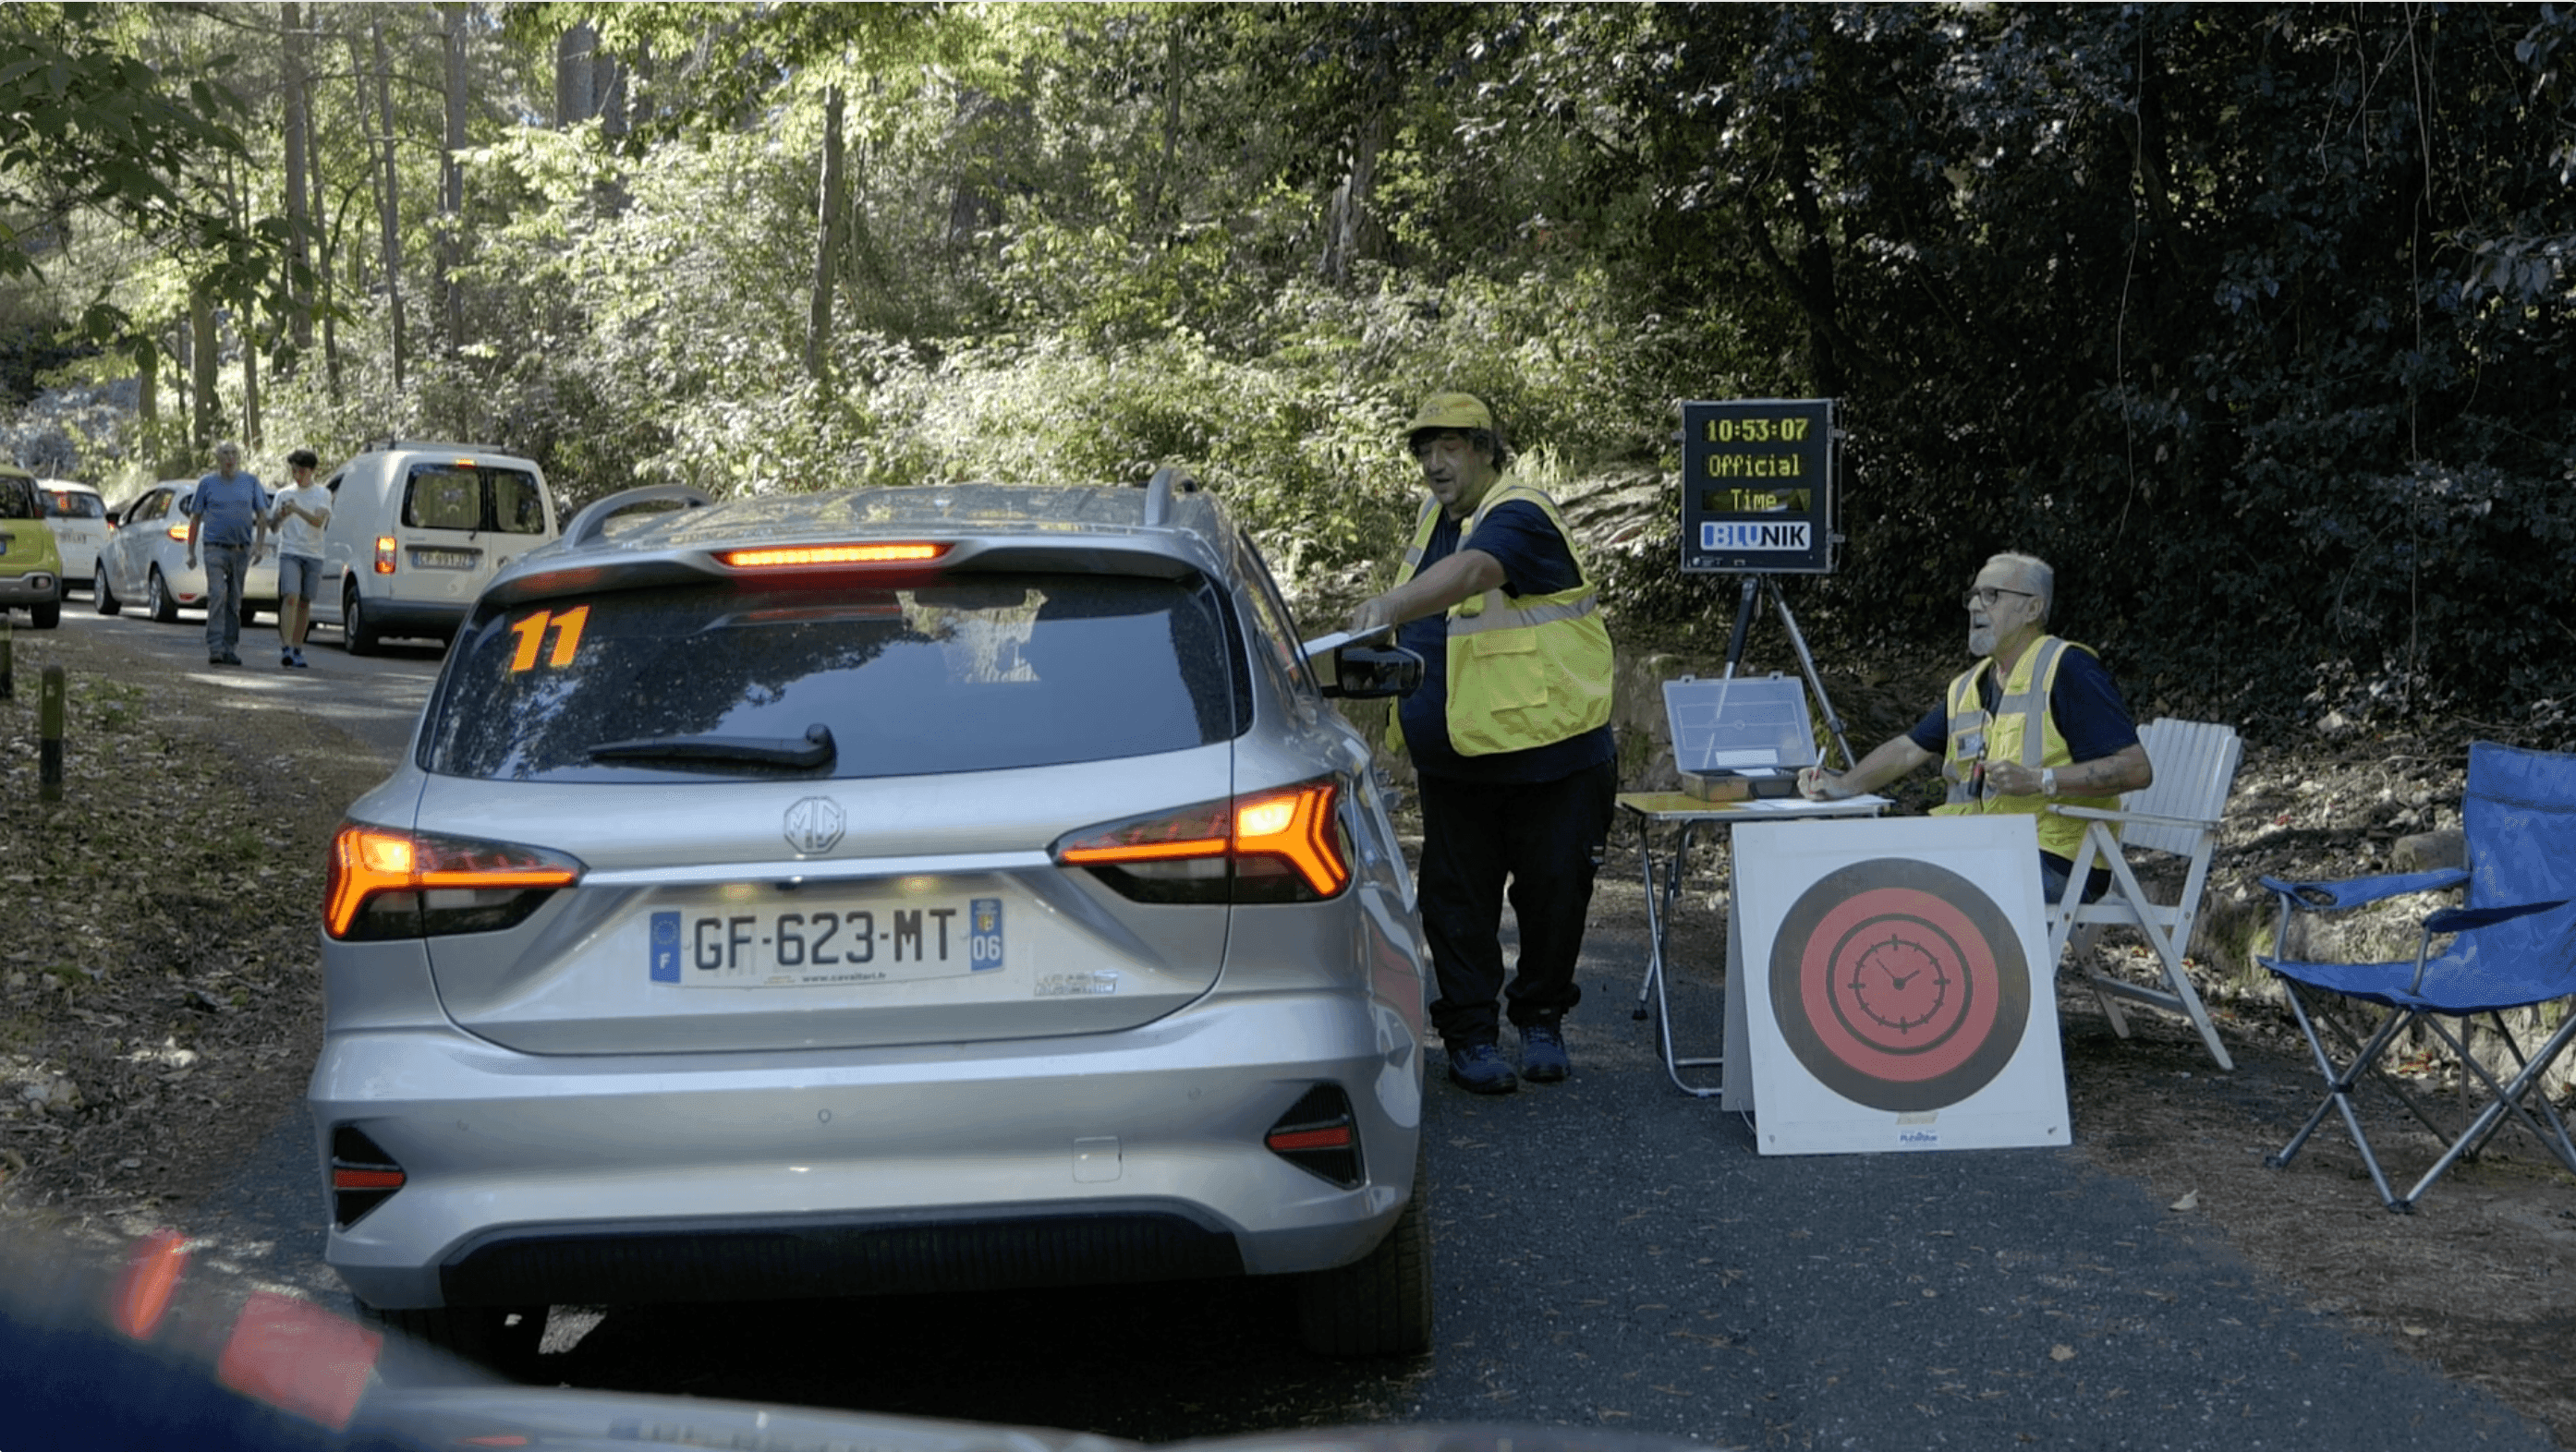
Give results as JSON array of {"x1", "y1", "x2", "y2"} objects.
[
  {"x1": 1930, "y1": 635, "x2": 2120, "y2": 860},
  {"x1": 1388, "y1": 478, "x2": 1615, "y2": 758}
]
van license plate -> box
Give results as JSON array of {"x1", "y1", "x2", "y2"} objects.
[
  {"x1": 649, "y1": 899, "x2": 1005, "y2": 987},
  {"x1": 411, "y1": 548, "x2": 478, "y2": 569}
]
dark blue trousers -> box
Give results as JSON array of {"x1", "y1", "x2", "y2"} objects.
[{"x1": 1416, "y1": 757, "x2": 1617, "y2": 1046}]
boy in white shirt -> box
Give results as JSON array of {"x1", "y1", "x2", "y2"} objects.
[{"x1": 269, "y1": 448, "x2": 332, "y2": 668}]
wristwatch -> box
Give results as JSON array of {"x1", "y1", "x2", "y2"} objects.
[{"x1": 2041, "y1": 768, "x2": 2060, "y2": 796}]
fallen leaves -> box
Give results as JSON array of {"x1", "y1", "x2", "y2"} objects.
[{"x1": 0, "y1": 628, "x2": 383, "y2": 1216}]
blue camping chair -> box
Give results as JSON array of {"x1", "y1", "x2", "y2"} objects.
[{"x1": 2256, "y1": 741, "x2": 2576, "y2": 1212}]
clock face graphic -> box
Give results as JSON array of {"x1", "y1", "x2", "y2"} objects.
[{"x1": 1768, "y1": 857, "x2": 2031, "y2": 1111}]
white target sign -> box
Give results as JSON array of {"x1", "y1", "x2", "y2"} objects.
[{"x1": 1723, "y1": 815, "x2": 2071, "y2": 1156}]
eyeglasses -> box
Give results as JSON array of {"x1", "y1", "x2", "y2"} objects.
[{"x1": 1963, "y1": 587, "x2": 2034, "y2": 611}]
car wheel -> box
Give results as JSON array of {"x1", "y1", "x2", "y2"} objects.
[
  {"x1": 147, "y1": 567, "x2": 178, "y2": 623},
  {"x1": 343, "y1": 580, "x2": 381, "y2": 655},
  {"x1": 239, "y1": 594, "x2": 260, "y2": 628},
  {"x1": 94, "y1": 570, "x2": 120, "y2": 616},
  {"x1": 1294, "y1": 1144, "x2": 1431, "y2": 1358},
  {"x1": 361, "y1": 1302, "x2": 549, "y2": 1382},
  {"x1": 30, "y1": 591, "x2": 59, "y2": 630}
]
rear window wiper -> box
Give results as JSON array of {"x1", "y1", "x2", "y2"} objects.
[{"x1": 589, "y1": 723, "x2": 835, "y2": 770}]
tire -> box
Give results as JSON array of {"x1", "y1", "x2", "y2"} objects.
[
  {"x1": 147, "y1": 567, "x2": 178, "y2": 624},
  {"x1": 1295, "y1": 1144, "x2": 1432, "y2": 1358},
  {"x1": 342, "y1": 580, "x2": 381, "y2": 655},
  {"x1": 240, "y1": 594, "x2": 260, "y2": 628},
  {"x1": 30, "y1": 591, "x2": 59, "y2": 630},
  {"x1": 94, "y1": 569, "x2": 119, "y2": 616},
  {"x1": 360, "y1": 1302, "x2": 549, "y2": 1382}
]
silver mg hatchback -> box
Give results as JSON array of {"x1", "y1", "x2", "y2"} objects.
[{"x1": 308, "y1": 475, "x2": 1431, "y2": 1369}]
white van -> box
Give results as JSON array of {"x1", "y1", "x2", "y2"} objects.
[{"x1": 308, "y1": 441, "x2": 558, "y2": 653}]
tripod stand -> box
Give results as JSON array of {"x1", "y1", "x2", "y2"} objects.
[{"x1": 1716, "y1": 574, "x2": 1855, "y2": 771}]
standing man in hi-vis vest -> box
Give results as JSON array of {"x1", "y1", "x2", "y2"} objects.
[
  {"x1": 1345, "y1": 393, "x2": 1618, "y2": 1095},
  {"x1": 1796, "y1": 551, "x2": 2152, "y2": 906}
]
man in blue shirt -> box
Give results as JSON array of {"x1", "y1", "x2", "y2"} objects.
[
  {"x1": 1796, "y1": 552, "x2": 2152, "y2": 904},
  {"x1": 183, "y1": 440, "x2": 270, "y2": 666},
  {"x1": 1345, "y1": 394, "x2": 1619, "y2": 1094}
]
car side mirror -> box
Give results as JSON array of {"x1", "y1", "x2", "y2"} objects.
[{"x1": 1318, "y1": 642, "x2": 1424, "y2": 700}]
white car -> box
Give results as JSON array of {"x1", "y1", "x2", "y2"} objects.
[
  {"x1": 36, "y1": 479, "x2": 108, "y2": 586},
  {"x1": 93, "y1": 478, "x2": 281, "y2": 624}
]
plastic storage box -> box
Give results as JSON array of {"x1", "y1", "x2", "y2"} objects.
[{"x1": 1661, "y1": 673, "x2": 1817, "y2": 800}]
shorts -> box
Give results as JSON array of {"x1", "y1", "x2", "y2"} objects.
[{"x1": 277, "y1": 553, "x2": 324, "y2": 601}]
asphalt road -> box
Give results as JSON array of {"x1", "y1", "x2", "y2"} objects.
[
  {"x1": 62, "y1": 588, "x2": 444, "y2": 759},
  {"x1": 77, "y1": 595, "x2": 2557, "y2": 1451}
]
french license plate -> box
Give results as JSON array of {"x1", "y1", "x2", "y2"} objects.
[
  {"x1": 649, "y1": 898, "x2": 1005, "y2": 987},
  {"x1": 411, "y1": 548, "x2": 478, "y2": 569}
]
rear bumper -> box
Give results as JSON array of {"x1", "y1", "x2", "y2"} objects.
[
  {"x1": 350, "y1": 595, "x2": 466, "y2": 638},
  {"x1": 0, "y1": 572, "x2": 58, "y2": 606},
  {"x1": 437, "y1": 1203, "x2": 1245, "y2": 1308},
  {"x1": 310, "y1": 990, "x2": 1423, "y2": 1310}
]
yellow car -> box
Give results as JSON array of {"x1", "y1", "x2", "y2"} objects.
[{"x1": 0, "y1": 466, "x2": 65, "y2": 629}]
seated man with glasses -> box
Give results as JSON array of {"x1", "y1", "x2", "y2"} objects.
[{"x1": 1797, "y1": 551, "x2": 2152, "y2": 904}]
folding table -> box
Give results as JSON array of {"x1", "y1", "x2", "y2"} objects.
[{"x1": 1620, "y1": 791, "x2": 1889, "y2": 1099}]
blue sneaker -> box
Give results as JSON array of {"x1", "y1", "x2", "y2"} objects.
[
  {"x1": 1519, "y1": 1023, "x2": 1571, "y2": 1083},
  {"x1": 1447, "y1": 1041, "x2": 1518, "y2": 1095}
]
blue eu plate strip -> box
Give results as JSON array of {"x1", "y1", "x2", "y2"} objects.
[{"x1": 649, "y1": 910, "x2": 682, "y2": 983}]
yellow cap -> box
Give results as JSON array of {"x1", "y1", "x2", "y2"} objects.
[{"x1": 1405, "y1": 392, "x2": 1496, "y2": 437}]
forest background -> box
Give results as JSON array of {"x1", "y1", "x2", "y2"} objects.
[{"x1": 7, "y1": 1, "x2": 2576, "y2": 744}]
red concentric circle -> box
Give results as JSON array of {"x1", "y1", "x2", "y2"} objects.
[{"x1": 1768, "y1": 857, "x2": 2031, "y2": 1111}]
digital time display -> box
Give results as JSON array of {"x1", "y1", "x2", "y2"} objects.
[{"x1": 1680, "y1": 399, "x2": 1836, "y2": 575}]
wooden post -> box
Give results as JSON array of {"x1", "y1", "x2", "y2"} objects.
[{"x1": 39, "y1": 666, "x2": 63, "y2": 803}]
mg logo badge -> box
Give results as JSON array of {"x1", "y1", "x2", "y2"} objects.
[{"x1": 783, "y1": 796, "x2": 845, "y2": 854}]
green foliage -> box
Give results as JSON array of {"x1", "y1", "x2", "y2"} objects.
[
  {"x1": 0, "y1": 5, "x2": 296, "y2": 345},
  {"x1": 1477, "y1": 4, "x2": 2576, "y2": 734},
  {"x1": 35, "y1": 2, "x2": 2576, "y2": 746}
]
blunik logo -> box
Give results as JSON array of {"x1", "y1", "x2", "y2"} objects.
[{"x1": 783, "y1": 796, "x2": 845, "y2": 854}]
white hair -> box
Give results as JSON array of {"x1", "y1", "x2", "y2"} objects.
[{"x1": 1987, "y1": 551, "x2": 2054, "y2": 624}]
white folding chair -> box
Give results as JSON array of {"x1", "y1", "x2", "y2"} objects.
[{"x1": 2047, "y1": 718, "x2": 2244, "y2": 1070}]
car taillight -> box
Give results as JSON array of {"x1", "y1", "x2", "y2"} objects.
[
  {"x1": 374, "y1": 536, "x2": 397, "y2": 574},
  {"x1": 164, "y1": 523, "x2": 190, "y2": 541},
  {"x1": 1055, "y1": 779, "x2": 1351, "y2": 903},
  {"x1": 325, "y1": 824, "x2": 584, "y2": 940}
]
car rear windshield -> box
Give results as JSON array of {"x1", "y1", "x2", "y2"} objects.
[
  {"x1": 403, "y1": 463, "x2": 548, "y2": 535},
  {"x1": 423, "y1": 572, "x2": 1243, "y2": 781},
  {"x1": 0, "y1": 478, "x2": 36, "y2": 520},
  {"x1": 39, "y1": 489, "x2": 103, "y2": 520}
]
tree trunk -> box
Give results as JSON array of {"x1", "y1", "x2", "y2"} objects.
[
  {"x1": 280, "y1": 1, "x2": 313, "y2": 366},
  {"x1": 241, "y1": 303, "x2": 261, "y2": 448},
  {"x1": 310, "y1": 31, "x2": 338, "y2": 405},
  {"x1": 555, "y1": 22, "x2": 596, "y2": 127},
  {"x1": 806, "y1": 84, "x2": 845, "y2": 386},
  {"x1": 371, "y1": 13, "x2": 406, "y2": 393},
  {"x1": 189, "y1": 288, "x2": 220, "y2": 454},
  {"x1": 440, "y1": 2, "x2": 468, "y2": 356},
  {"x1": 1157, "y1": 18, "x2": 1183, "y2": 229},
  {"x1": 135, "y1": 340, "x2": 165, "y2": 477},
  {"x1": 612, "y1": 42, "x2": 648, "y2": 140},
  {"x1": 1320, "y1": 104, "x2": 1389, "y2": 284}
]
